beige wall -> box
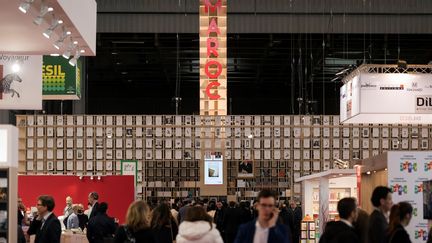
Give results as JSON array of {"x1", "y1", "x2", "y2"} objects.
[{"x1": 360, "y1": 170, "x2": 388, "y2": 214}]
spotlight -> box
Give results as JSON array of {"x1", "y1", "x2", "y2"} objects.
[
  {"x1": 90, "y1": 176, "x2": 94, "y2": 180},
  {"x1": 43, "y1": 18, "x2": 63, "y2": 39},
  {"x1": 97, "y1": 176, "x2": 101, "y2": 181},
  {"x1": 80, "y1": 49, "x2": 85, "y2": 53},
  {"x1": 79, "y1": 175, "x2": 83, "y2": 180},
  {"x1": 69, "y1": 50, "x2": 81, "y2": 66},
  {"x1": 62, "y1": 39, "x2": 76, "y2": 59},
  {"x1": 53, "y1": 29, "x2": 71, "y2": 49},
  {"x1": 366, "y1": 171, "x2": 371, "y2": 175},
  {"x1": 12, "y1": 63, "x2": 20, "y2": 73},
  {"x1": 19, "y1": 0, "x2": 34, "y2": 13},
  {"x1": 33, "y1": 3, "x2": 53, "y2": 25}
]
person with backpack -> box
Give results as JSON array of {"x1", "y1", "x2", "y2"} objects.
[{"x1": 114, "y1": 201, "x2": 156, "y2": 243}]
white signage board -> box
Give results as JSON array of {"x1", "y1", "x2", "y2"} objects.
[
  {"x1": 204, "y1": 155, "x2": 224, "y2": 185},
  {"x1": 388, "y1": 151, "x2": 431, "y2": 243},
  {"x1": 341, "y1": 73, "x2": 432, "y2": 124},
  {"x1": 0, "y1": 125, "x2": 18, "y2": 167},
  {"x1": 0, "y1": 55, "x2": 42, "y2": 110}
]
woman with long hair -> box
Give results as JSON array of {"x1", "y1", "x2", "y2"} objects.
[
  {"x1": 114, "y1": 201, "x2": 156, "y2": 243},
  {"x1": 177, "y1": 206, "x2": 223, "y2": 243},
  {"x1": 387, "y1": 202, "x2": 413, "y2": 243},
  {"x1": 151, "y1": 203, "x2": 178, "y2": 243}
]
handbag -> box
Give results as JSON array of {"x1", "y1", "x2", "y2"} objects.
[{"x1": 123, "y1": 226, "x2": 136, "y2": 243}]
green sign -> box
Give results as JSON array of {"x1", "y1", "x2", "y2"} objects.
[
  {"x1": 121, "y1": 160, "x2": 138, "y2": 186},
  {"x1": 42, "y1": 56, "x2": 81, "y2": 100}
]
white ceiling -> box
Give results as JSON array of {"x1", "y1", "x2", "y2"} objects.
[{"x1": 0, "y1": 0, "x2": 94, "y2": 56}]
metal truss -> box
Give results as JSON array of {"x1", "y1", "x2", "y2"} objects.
[{"x1": 342, "y1": 64, "x2": 432, "y2": 83}]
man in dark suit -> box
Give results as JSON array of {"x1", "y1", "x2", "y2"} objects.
[
  {"x1": 223, "y1": 201, "x2": 244, "y2": 243},
  {"x1": 368, "y1": 186, "x2": 393, "y2": 243},
  {"x1": 86, "y1": 202, "x2": 116, "y2": 243},
  {"x1": 88, "y1": 191, "x2": 100, "y2": 219},
  {"x1": 27, "y1": 195, "x2": 61, "y2": 243},
  {"x1": 319, "y1": 197, "x2": 360, "y2": 243},
  {"x1": 234, "y1": 189, "x2": 291, "y2": 243}
]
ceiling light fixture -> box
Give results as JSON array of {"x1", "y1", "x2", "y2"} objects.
[
  {"x1": 69, "y1": 50, "x2": 81, "y2": 66},
  {"x1": 43, "y1": 17, "x2": 63, "y2": 39},
  {"x1": 18, "y1": 0, "x2": 34, "y2": 13},
  {"x1": 50, "y1": 54, "x2": 60, "y2": 56},
  {"x1": 53, "y1": 28, "x2": 71, "y2": 49},
  {"x1": 33, "y1": 1, "x2": 53, "y2": 25},
  {"x1": 62, "y1": 38, "x2": 76, "y2": 59}
]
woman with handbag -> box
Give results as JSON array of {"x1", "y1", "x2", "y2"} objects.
[
  {"x1": 114, "y1": 201, "x2": 156, "y2": 243},
  {"x1": 386, "y1": 202, "x2": 413, "y2": 243},
  {"x1": 151, "y1": 203, "x2": 178, "y2": 243}
]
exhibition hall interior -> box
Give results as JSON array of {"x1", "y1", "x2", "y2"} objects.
[{"x1": 1, "y1": 0, "x2": 432, "y2": 243}]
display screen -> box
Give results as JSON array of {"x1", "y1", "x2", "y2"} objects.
[
  {"x1": 423, "y1": 180, "x2": 432, "y2": 219},
  {"x1": 0, "y1": 130, "x2": 7, "y2": 163},
  {"x1": 204, "y1": 154, "x2": 223, "y2": 185}
]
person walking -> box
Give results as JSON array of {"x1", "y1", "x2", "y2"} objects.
[
  {"x1": 319, "y1": 197, "x2": 360, "y2": 243},
  {"x1": 386, "y1": 202, "x2": 413, "y2": 243},
  {"x1": 27, "y1": 195, "x2": 61, "y2": 243},
  {"x1": 114, "y1": 201, "x2": 156, "y2": 243},
  {"x1": 368, "y1": 186, "x2": 393, "y2": 243},
  {"x1": 234, "y1": 189, "x2": 291, "y2": 243},
  {"x1": 151, "y1": 203, "x2": 178, "y2": 243},
  {"x1": 87, "y1": 202, "x2": 116, "y2": 243},
  {"x1": 176, "y1": 206, "x2": 223, "y2": 243}
]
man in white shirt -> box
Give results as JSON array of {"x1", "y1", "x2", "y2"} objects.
[
  {"x1": 234, "y1": 189, "x2": 291, "y2": 243},
  {"x1": 27, "y1": 195, "x2": 61, "y2": 243},
  {"x1": 319, "y1": 197, "x2": 360, "y2": 243}
]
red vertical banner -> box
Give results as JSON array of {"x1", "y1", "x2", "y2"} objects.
[{"x1": 356, "y1": 165, "x2": 362, "y2": 205}]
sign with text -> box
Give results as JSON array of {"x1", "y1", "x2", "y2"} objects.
[
  {"x1": 0, "y1": 55, "x2": 42, "y2": 110},
  {"x1": 341, "y1": 72, "x2": 432, "y2": 124},
  {"x1": 199, "y1": 0, "x2": 227, "y2": 116},
  {"x1": 388, "y1": 152, "x2": 431, "y2": 243},
  {"x1": 42, "y1": 56, "x2": 81, "y2": 100}
]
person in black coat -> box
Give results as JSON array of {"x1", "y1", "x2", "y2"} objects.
[
  {"x1": 368, "y1": 186, "x2": 393, "y2": 243},
  {"x1": 151, "y1": 203, "x2": 178, "y2": 243},
  {"x1": 223, "y1": 202, "x2": 244, "y2": 243},
  {"x1": 286, "y1": 200, "x2": 302, "y2": 243},
  {"x1": 214, "y1": 201, "x2": 225, "y2": 233},
  {"x1": 87, "y1": 202, "x2": 117, "y2": 243},
  {"x1": 386, "y1": 202, "x2": 413, "y2": 243},
  {"x1": 27, "y1": 195, "x2": 61, "y2": 243},
  {"x1": 88, "y1": 192, "x2": 100, "y2": 219},
  {"x1": 319, "y1": 197, "x2": 360, "y2": 243}
]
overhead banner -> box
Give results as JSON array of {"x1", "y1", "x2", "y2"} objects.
[
  {"x1": 199, "y1": 0, "x2": 227, "y2": 116},
  {"x1": 341, "y1": 73, "x2": 432, "y2": 124},
  {"x1": 42, "y1": 56, "x2": 81, "y2": 100},
  {"x1": 0, "y1": 55, "x2": 42, "y2": 110},
  {"x1": 388, "y1": 151, "x2": 430, "y2": 243}
]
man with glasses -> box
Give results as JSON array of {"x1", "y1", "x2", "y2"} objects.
[
  {"x1": 27, "y1": 195, "x2": 61, "y2": 243},
  {"x1": 234, "y1": 189, "x2": 291, "y2": 243}
]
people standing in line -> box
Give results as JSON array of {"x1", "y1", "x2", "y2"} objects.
[
  {"x1": 234, "y1": 189, "x2": 291, "y2": 243},
  {"x1": 77, "y1": 204, "x2": 89, "y2": 230},
  {"x1": 151, "y1": 203, "x2": 179, "y2": 243},
  {"x1": 88, "y1": 192, "x2": 100, "y2": 219},
  {"x1": 178, "y1": 199, "x2": 192, "y2": 223},
  {"x1": 353, "y1": 207, "x2": 369, "y2": 243},
  {"x1": 386, "y1": 202, "x2": 413, "y2": 243},
  {"x1": 87, "y1": 202, "x2": 116, "y2": 243},
  {"x1": 64, "y1": 196, "x2": 73, "y2": 217},
  {"x1": 27, "y1": 195, "x2": 61, "y2": 243},
  {"x1": 176, "y1": 206, "x2": 223, "y2": 243},
  {"x1": 319, "y1": 197, "x2": 360, "y2": 243},
  {"x1": 368, "y1": 186, "x2": 393, "y2": 243},
  {"x1": 213, "y1": 201, "x2": 225, "y2": 236},
  {"x1": 114, "y1": 201, "x2": 156, "y2": 243},
  {"x1": 66, "y1": 204, "x2": 80, "y2": 229},
  {"x1": 223, "y1": 201, "x2": 243, "y2": 243}
]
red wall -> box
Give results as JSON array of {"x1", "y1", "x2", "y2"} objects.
[{"x1": 18, "y1": 175, "x2": 135, "y2": 224}]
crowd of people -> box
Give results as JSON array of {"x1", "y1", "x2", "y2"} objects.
[{"x1": 16, "y1": 186, "x2": 432, "y2": 243}]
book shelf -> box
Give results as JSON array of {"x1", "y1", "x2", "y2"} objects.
[{"x1": 15, "y1": 115, "x2": 432, "y2": 201}]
